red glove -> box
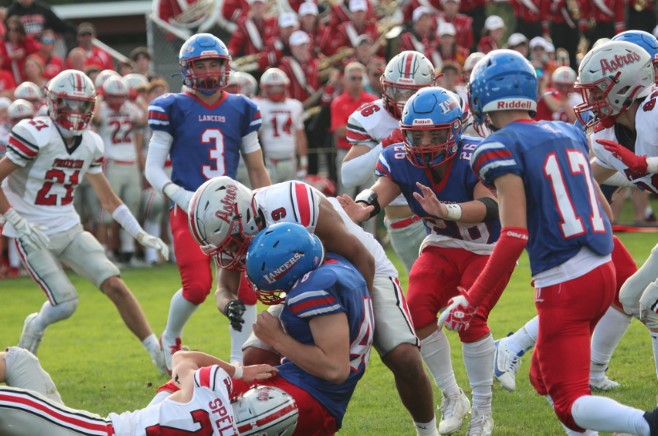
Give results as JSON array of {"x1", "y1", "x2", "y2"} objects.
[
  {"x1": 597, "y1": 139, "x2": 648, "y2": 177},
  {"x1": 381, "y1": 128, "x2": 405, "y2": 148},
  {"x1": 438, "y1": 287, "x2": 478, "y2": 332}
]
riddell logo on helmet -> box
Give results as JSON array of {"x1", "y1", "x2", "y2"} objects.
[
  {"x1": 214, "y1": 184, "x2": 238, "y2": 223},
  {"x1": 263, "y1": 253, "x2": 302, "y2": 285},
  {"x1": 599, "y1": 52, "x2": 642, "y2": 75},
  {"x1": 496, "y1": 100, "x2": 533, "y2": 109}
]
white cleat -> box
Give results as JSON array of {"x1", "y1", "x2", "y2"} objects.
[
  {"x1": 467, "y1": 408, "x2": 494, "y2": 436},
  {"x1": 160, "y1": 334, "x2": 182, "y2": 375},
  {"x1": 493, "y1": 337, "x2": 524, "y2": 392},
  {"x1": 438, "y1": 388, "x2": 471, "y2": 435},
  {"x1": 151, "y1": 346, "x2": 168, "y2": 375},
  {"x1": 18, "y1": 313, "x2": 44, "y2": 355},
  {"x1": 590, "y1": 375, "x2": 620, "y2": 391}
]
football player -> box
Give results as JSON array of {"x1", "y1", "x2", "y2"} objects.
[
  {"x1": 144, "y1": 33, "x2": 271, "y2": 374},
  {"x1": 0, "y1": 70, "x2": 169, "y2": 372},
  {"x1": 443, "y1": 48, "x2": 658, "y2": 436},
  {"x1": 339, "y1": 87, "x2": 500, "y2": 435}
]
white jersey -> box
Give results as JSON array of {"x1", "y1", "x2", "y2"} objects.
[
  {"x1": 2, "y1": 117, "x2": 104, "y2": 237},
  {"x1": 590, "y1": 89, "x2": 658, "y2": 195},
  {"x1": 97, "y1": 100, "x2": 143, "y2": 162},
  {"x1": 346, "y1": 99, "x2": 408, "y2": 207},
  {"x1": 109, "y1": 365, "x2": 236, "y2": 436},
  {"x1": 254, "y1": 97, "x2": 304, "y2": 160},
  {"x1": 255, "y1": 181, "x2": 398, "y2": 277}
]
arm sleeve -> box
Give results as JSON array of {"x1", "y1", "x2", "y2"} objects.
[
  {"x1": 145, "y1": 130, "x2": 174, "y2": 192},
  {"x1": 341, "y1": 143, "x2": 383, "y2": 188},
  {"x1": 602, "y1": 172, "x2": 635, "y2": 187}
]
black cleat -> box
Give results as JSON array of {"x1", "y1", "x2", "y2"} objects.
[{"x1": 644, "y1": 407, "x2": 658, "y2": 436}]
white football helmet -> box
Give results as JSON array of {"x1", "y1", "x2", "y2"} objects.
[
  {"x1": 102, "y1": 76, "x2": 129, "y2": 111},
  {"x1": 123, "y1": 73, "x2": 149, "y2": 95},
  {"x1": 46, "y1": 70, "x2": 96, "y2": 134},
  {"x1": 227, "y1": 71, "x2": 258, "y2": 97},
  {"x1": 232, "y1": 386, "x2": 299, "y2": 436},
  {"x1": 8, "y1": 99, "x2": 35, "y2": 123},
  {"x1": 188, "y1": 176, "x2": 261, "y2": 270},
  {"x1": 94, "y1": 69, "x2": 121, "y2": 95},
  {"x1": 260, "y1": 68, "x2": 290, "y2": 102},
  {"x1": 463, "y1": 52, "x2": 485, "y2": 76},
  {"x1": 575, "y1": 40, "x2": 654, "y2": 128},
  {"x1": 14, "y1": 82, "x2": 43, "y2": 107},
  {"x1": 381, "y1": 51, "x2": 435, "y2": 118},
  {"x1": 551, "y1": 66, "x2": 577, "y2": 86}
]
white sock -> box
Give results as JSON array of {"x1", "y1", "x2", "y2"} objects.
[
  {"x1": 142, "y1": 334, "x2": 161, "y2": 360},
  {"x1": 571, "y1": 395, "x2": 650, "y2": 435},
  {"x1": 143, "y1": 220, "x2": 161, "y2": 264},
  {"x1": 420, "y1": 329, "x2": 460, "y2": 396},
  {"x1": 561, "y1": 424, "x2": 598, "y2": 435},
  {"x1": 229, "y1": 304, "x2": 257, "y2": 364},
  {"x1": 8, "y1": 239, "x2": 20, "y2": 268},
  {"x1": 35, "y1": 299, "x2": 77, "y2": 330},
  {"x1": 505, "y1": 316, "x2": 539, "y2": 355},
  {"x1": 414, "y1": 416, "x2": 439, "y2": 436},
  {"x1": 163, "y1": 289, "x2": 198, "y2": 340},
  {"x1": 649, "y1": 333, "x2": 658, "y2": 380},
  {"x1": 462, "y1": 334, "x2": 494, "y2": 411},
  {"x1": 590, "y1": 307, "x2": 631, "y2": 381}
]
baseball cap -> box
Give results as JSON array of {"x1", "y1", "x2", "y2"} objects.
[
  {"x1": 438, "y1": 22, "x2": 456, "y2": 37},
  {"x1": 77, "y1": 22, "x2": 96, "y2": 35},
  {"x1": 506, "y1": 33, "x2": 528, "y2": 48},
  {"x1": 0, "y1": 97, "x2": 12, "y2": 111},
  {"x1": 299, "y1": 2, "x2": 319, "y2": 16},
  {"x1": 484, "y1": 15, "x2": 504, "y2": 31},
  {"x1": 289, "y1": 30, "x2": 311, "y2": 46},
  {"x1": 349, "y1": 0, "x2": 368, "y2": 12},
  {"x1": 441, "y1": 0, "x2": 461, "y2": 5},
  {"x1": 412, "y1": 6, "x2": 431, "y2": 23},
  {"x1": 530, "y1": 36, "x2": 548, "y2": 50},
  {"x1": 279, "y1": 12, "x2": 299, "y2": 28}
]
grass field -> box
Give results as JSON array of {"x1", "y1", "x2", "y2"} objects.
[{"x1": 1, "y1": 231, "x2": 658, "y2": 435}]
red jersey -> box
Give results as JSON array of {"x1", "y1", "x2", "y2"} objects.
[
  {"x1": 0, "y1": 69, "x2": 16, "y2": 94},
  {"x1": 42, "y1": 54, "x2": 63, "y2": 80},
  {"x1": 437, "y1": 13, "x2": 474, "y2": 51},
  {"x1": 477, "y1": 35, "x2": 500, "y2": 54},
  {"x1": 326, "y1": 2, "x2": 376, "y2": 33},
  {"x1": 510, "y1": 0, "x2": 549, "y2": 23},
  {"x1": 227, "y1": 16, "x2": 279, "y2": 57},
  {"x1": 459, "y1": 0, "x2": 487, "y2": 12},
  {"x1": 330, "y1": 90, "x2": 377, "y2": 150},
  {"x1": 581, "y1": 0, "x2": 624, "y2": 30},
  {"x1": 547, "y1": 0, "x2": 586, "y2": 28},
  {"x1": 402, "y1": 0, "x2": 442, "y2": 23},
  {"x1": 322, "y1": 20, "x2": 380, "y2": 57},
  {"x1": 0, "y1": 36, "x2": 40, "y2": 83},
  {"x1": 221, "y1": 0, "x2": 249, "y2": 22},
  {"x1": 279, "y1": 56, "x2": 322, "y2": 103},
  {"x1": 71, "y1": 45, "x2": 113, "y2": 71}
]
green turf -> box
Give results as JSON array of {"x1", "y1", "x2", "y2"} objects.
[{"x1": 1, "y1": 231, "x2": 658, "y2": 435}]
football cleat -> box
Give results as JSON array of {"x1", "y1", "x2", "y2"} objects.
[
  {"x1": 160, "y1": 334, "x2": 182, "y2": 375},
  {"x1": 644, "y1": 405, "x2": 658, "y2": 436},
  {"x1": 151, "y1": 346, "x2": 168, "y2": 375},
  {"x1": 467, "y1": 408, "x2": 494, "y2": 436},
  {"x1": 438, "y1": 388, "x2": 471, "y2": 434},
  {"x1": 18, "y1": 313, "x2": 44, "y2": 355},
  {"x1": 493, "y1": 336, "x2": 524, "y2": 392},
  {"x1": 590, "y1": 375, "x2": 620, "y2": 391}
]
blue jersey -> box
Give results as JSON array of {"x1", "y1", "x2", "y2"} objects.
[
  {"x1": 376, "y1": 137, "x2": 500, "y2": 245},
  {"x1": 148, "y1": 92, "x2": 262, "y2": 192},
  {"x1": 277, "y1": 253, "x2": 374, "y2": 428},
  {"x1": 470, "y1": 120, "x2": 613, "y2": 275}
]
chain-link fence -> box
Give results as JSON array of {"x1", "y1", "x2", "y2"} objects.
[{"x1": 146, "y1": 13, "x2": 191, "y2": 92}]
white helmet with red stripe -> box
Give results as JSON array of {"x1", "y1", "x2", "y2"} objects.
[
  {"x1": 260, "y1": 67, "x2": 290, "y2": 102},
  {"x1": 8, "y1": 99, "x2": 35, "y2": 123},
  {"x1": 232, "y1": 386, "x2": 299, "y2": 435},
  {"x1": 14, "y1": 82, "x2": 43, "y2": 107},
  {"x1": 46, "y1": 70, "x2": 96, "y2": 135},
  {"x1": 94, "y1": 69, "x2": 121, "y2": 96},
  {"x1": 188, "y1": 176, "x2": 262, "y2": 271},
  {"x1": 381, "y1": 50, "x2": 435, "y2": 119}
]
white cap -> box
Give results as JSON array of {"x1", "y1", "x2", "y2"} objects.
[
  {"x1": 438, "y1": 22, "x2": 456, "y2": 36},
  {"x1": 299, "y1": 2, "x2": 319, "y2": 16},
  {"x1": 530, "y1": 36, "x2": 548, "y2": 50},
  {"x1": 247, "y1": 0, "x2": 266, "y2": 4},
  {"x1": 289, "y1": 30, "x2": 311, "y2": 46},
  {"x1": 484, "y1": 15, "x2": 504, "y2": 31},
  {"x1": 278, "y1": 12, "x2": 299, "y2": 28},
  {"x1": 441, "y1": 0, "x2": 460, "y2": 4},
  {"x1": 506, "y1": 33, "x2": 528, "y2": 47},
  {"x1": 0, "y1": 97, "x2": 11, "y2": 111},
  {"x1": 349, "y1": 0, "x2": 368, "y2": 12},
  {"x1": 412, "y1": 6, "x2": 431, "y2": 23}
]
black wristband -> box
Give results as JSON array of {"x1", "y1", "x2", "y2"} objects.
[
  {"x1": 477, "y1": 197, "x2": 499, "y2": 222},
  {"x1": 355, "y1": 189, "x2": 381, "y2": 220}
]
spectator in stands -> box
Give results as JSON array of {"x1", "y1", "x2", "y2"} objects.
[
  {"x1": 529, "y1": 36, "x2": 552, "y2": 80},
  {"x1": 348, "y1": 35, "x2": 377, "y2": 69},
  {"x1": 330, "y1": 62, "x2": 376, "y2": 198},
  {"x1": 130, "y1": 46, "x2": 154, "y2": 80},
  {"x1": 322, "y1": 0, "x2": 380, "y2": 57},
  {"x1": 118, "y1": 60, "x2": 134, "y2": 76},
  {"x1": 437, "y1": 61, "x2": 461, "y2": 92},
  {"x1": 227, "y1": 0, "x2": 279, "y2": 74},
  {"x1": 36, "y1": 28, "x2": 63, "y2": 80},
  {"x1": 0, "y1": 16, "x2": 39, "y2": 84},
  {"x1": 582, "y1": 0, "x2": 624, "y2": 43},
  {"x1": 298, "y1": 2, "x2": 324, "y2": 56},
  {"x1": 547, "y1": 0, "x2": 582, "y2": 68},
  {"x1": 400, "y1": 7, "x2": 441, "y2": 68},
  {"x1": 511, "y1": 0, "x2": 547, "y2": 40},
  {"x1": 278, "y1": 30, "x2": 322, "y2": 107},
  {"x1": 627, "y1": 0, "x2": 656, "y2": 33},
  {"x1": 6, "y1": 0, "x2": 75, "y2": 38},
  {"x1": 505, "y1": 32, "x2": 529, "y2": 58},
  {"x1": 74, "y1": 22, "x2": 113, "y2": 71},
  {"x1": 438, "y1": 0, "x2": 474, "y2": 53},
  {"x1": 534, "y1": 65, "x2": 578, "y2": 122},
  {"x1": 265, "y1": 12, "x2": 299, "y2": 68},
  {"x1": 477, "y1": 15, "x2": 505, "y2": 54},
  {"x1": 0, "y1": 66, "x2": 15, "y2": 99},
  {"x1": 436, "y1": 21, "x2": 470, "y2": 67},
  {"x1": 23, "y1": 53, "x2": 45, "y2": 89},
  {"x1": 402, "y1": 0, "x2": 441, "y2": 25},
  {"x1": 364, "y1": 56, "x2": 385, "y2": 96},
  {"x1": 326, "y1": 0, "x2": 376, "y2": 35}
]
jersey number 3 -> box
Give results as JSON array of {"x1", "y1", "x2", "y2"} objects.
[{"x1": 201, "y1": 129, "x2": 227, "y2": 179}]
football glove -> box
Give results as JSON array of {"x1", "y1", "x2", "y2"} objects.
[
  {"x1": 597, "y1": 139, "x2": 648, "y2": 178},
  {"x1": 3, "y1": 208, "x2": 49, "y2": 250},
  {"x1": 136, "y1": 231, "x2": 170, "y2": 260},
  {"x1": 225, "y1": 299, "x2": 247, "y2": 332},
  {"x1": 438, "y1": 287, "x2": 478, "y2": 332}
]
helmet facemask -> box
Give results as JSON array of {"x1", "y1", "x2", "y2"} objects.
[
  {"x1": 574, "y1": 72, "x2": 624, "y2": 129},
  {"x1": 402, "y1": 121, "x2": 461, "y2": 168},
  {"x1": 50, "y1": 96, "x2": 95, "y2": 134},
  {"x1": 181, "y1": 57, "x2": 230, "y2": 95}
]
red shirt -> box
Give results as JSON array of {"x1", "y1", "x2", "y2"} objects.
[
  {"x1": 331, "y1": 90, "x2": 376, "y2": 150},
  {"x1": 278, "y1": 56, "x2": 322, "y2": 103},
  {"x1": 477, "y1": 35, "x2": 500, "y2": 54},
  {"x1": 0, "y1": 69, "x2": 16, "y2": 94},
  {"x1": 42, "y1": 54, "x2": 64, "y2": 80},
  {"x1": 70, "y1": 46, "x2": 113, "y2": 71},
  {"x1": 0, "y1": 36, "x2": 40, "y2": 83},
  {"x1": 227, "y1": 16, "x2": 279, "y2": 57},
  {"x1": 437, "y1": 13, "x2": 474, "y2": 51},
  {"x1": 580, "y1": 0, "x2": 624, "y2": 30},
  {"x1": 510, "y1": 0, "x2": 550, "y2": 23}
]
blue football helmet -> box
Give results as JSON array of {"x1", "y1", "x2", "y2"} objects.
[
  {"x1": 246, "y1": 222, "x2": 324, "y2": 305},
  {"x1": 612, "y1": 30, "x2": 658, "y2": 84},
  {"x1": 468, "y1": 49, "x2": 537, "y2": 128},
  {"x1": 400, "y1": 87, "x2": 463, "y2": 168},
  {"x1": 179, "y1": 33, "x2": 231, "y2": 95}
]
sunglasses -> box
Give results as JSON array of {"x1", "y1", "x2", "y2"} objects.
[
  {"x1": 78, "y1": 32, "x2": 92, "y2": 37},
  {"x1": 41, "y1": 37, "x2": 55, "y2": 44},
  {"x1": 348, "y1": 76, "x2": 363, "y2": 81}
]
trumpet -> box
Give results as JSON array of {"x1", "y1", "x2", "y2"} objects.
[
  {"x1": 634, "y1": 0, "x2": 647, "y2": 11},
  {"x1": 319, "y1": 47, "x2": 355, "y2": 71},
  {"x1": 233, "y1": 54, "x2": 260, "y2": 72}
]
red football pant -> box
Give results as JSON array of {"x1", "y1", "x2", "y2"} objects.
[
  {"x1": 407, "y1": 246, "x2": 510, "y2": 343},
  {"x1": 611, "y1": 235, "x2": 637, "y2": 308},
  {"x1": 529, "y1": 261, "x2": 616, "y2": 432}
]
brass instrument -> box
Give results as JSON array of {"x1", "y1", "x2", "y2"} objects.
[
  {"x1": 319, "y1": 47, "x2": 355, "y2": 71},
  {"x1": 232, "y1": 54, "x2": 260, "y2": 72},
  {"x1": 565, "y1": 0, "x2": 581, "y2": 20},
  {"x1": 634, "y1": 0, "x2": 647, "y2": 12},
  {"x1": 373, "y1": 0, "x2": 401, "y2": 19}
]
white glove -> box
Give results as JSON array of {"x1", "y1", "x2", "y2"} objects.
[
  {"x1": 639, "y1": 281, "x2": 658, "y2": 324},
  {"x1": 136, "y1": 231, "x2": 170, "y2": 260},
  {"x1": 296, "y1": 168, "x2": 308, "y2": 180},
  {"x1": 3, "y1": 208, "x2": 49, "y2": 250},
  {"x1": 163, "y1": 183, "x2": 194, "y2": 213}
]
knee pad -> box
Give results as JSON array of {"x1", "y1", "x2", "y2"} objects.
[
  {"x1": 457, "y1": 317, "x2": 491, "y2": 343},
  {"x1": 47, "y1": 298, "x2": 78, "y2": 323},
  {"x1": 181, "y1": 283, "x2": 212, "y2": 305},
  {"x1": 5, "y1": 347, "x2": 62, "y2": 403}
]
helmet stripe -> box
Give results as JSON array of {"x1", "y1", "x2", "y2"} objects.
[{"x1": 403, "y1": 53, "x2": 414, "y2": 78}]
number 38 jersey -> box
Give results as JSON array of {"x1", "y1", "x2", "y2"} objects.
[
  {"x1": 2, "y1": 117, "x2": 104, "y2": 237},
  {"x1": 109, "y1": 365, "x2": 236, "y2": 435},
  {"x1": 470, "y1": 119, "x2": 613, "y2": 276},
  {"x1": 148, "y1": 91, "x2": 262, "y2": 192}
]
